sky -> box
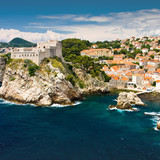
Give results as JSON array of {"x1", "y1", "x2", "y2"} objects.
[{"x1": 1, "y1": 0, "x2": 160, "y2": 42}]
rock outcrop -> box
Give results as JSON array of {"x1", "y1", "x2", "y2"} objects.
[
  {"x1": 118, "y1": 92, "x2": 145, "y2": 106},
  {"x1": 109, "y1": 92, "x2": 145, "y2": 111},
  {"x1": 157, "y1": 120, "x2": 160, "y2": 130},
  {"x1": 73, "y1": 68, "x2": 109, "y2": 94},
  {"x1": 0, "y1": 59, "x2": 81, "y2": 106},
  {"x1": 0, "y1": 57, "x2": 6, "y2": 82}
]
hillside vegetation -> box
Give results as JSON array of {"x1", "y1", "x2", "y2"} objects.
[{"x1": 0, "y1": 37, "x2": 36, "y2": 48}]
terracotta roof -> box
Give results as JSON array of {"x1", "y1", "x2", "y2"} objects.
[
  {"x1": 113, "y1": 76, "x2": 119, "y2": 80},
  {"x1": 125, "y1": 72, "x2": 132, "y2": 76},
  {"x1": 121, "y1": 77, "x2": 129, "y2": 81}
]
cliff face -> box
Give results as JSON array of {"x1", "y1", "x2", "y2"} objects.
[
  {"x1": 0, "y1": 57, "x2": 6, "y2": 82},
  {"x1": 73, "y1": 68, "x2": 109, "y2": 94},
  {"x1": 0, "y1": 58, "x2": 109, "y2": 106},
  {"x1": 0, "y1": 59, "x2": 81, "y2": 106}
]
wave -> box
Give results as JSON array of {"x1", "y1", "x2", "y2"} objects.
[
  {"x1": 108, "y1": 107, "x2": 139, "y2": 112},
  {"x1": 144, "y1": 112, "x2": 160, "y2": 117},
  {"x1": 46, "y1": 101, "x2": 82, "y2": 108},
  {"x1": 0, "y1": 99, "x2": 23, "y2": 106},
  {"x1": 113, "y1": 99, "x2": 117, "y2": 102},
  {"x1": 145, "y1": 113, "x2": 160, "y2": 132},
  {"x1": 154, "y1": 127, "x2": 160, "y2": 132},
  {"x1": 0, "y1": 99, "x2": 82, "y2": 108}
]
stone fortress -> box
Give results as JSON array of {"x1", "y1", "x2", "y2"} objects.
[{"x1": 11, "y1": 40, "x2": 63, "y2": 65}]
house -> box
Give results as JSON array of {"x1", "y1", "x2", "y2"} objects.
[
  {"x1": 91, "y1": 44, "x2": 98, "y2": 49},
  {"x1": 142, "y1": 48, "x2": 149, "y2": 53},
  {"x1": 125, "y1": 62, "x2": 138, "y2": 70},
  {"x1": 139, "y1": 60, "x2": 147, "y2": 66},
  {"x1": 81, "y1": 49, "x2": 113, "y2": 58},
  {"x1": 109, "y1": 76, "x2": 119, "y2": 89},
  {"x1": 117, "y1": 77, "x2": 129, "y2": 89},
  {"x1": 145, "y1": 65, "x2": 156, "y2": 72},
  {"x1": 147, "y1": 60, "x2": 159, "y2": 67},
  {"x1": 132, "y1": 74, "x2": 144, "y2": 86},
  {"x1": 109, "y1": 76, "x2": 129, "y2": 89},
  {"x1": 113, "y1": 54, "x2": 125, "y2": 60},
  {"x1": 154, "y1": 55, "x2": 160, "y2": 61},
  {"x1": 143, "y1": 77, "x2": 154, "y2": 85},
  {"x1": 156, "y1": 80, "x2": 160, "y2": 90},
  {"x1": 125, "y1": 72, "x2": 132, "y2": 81}
]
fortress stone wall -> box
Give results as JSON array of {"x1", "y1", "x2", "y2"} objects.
[{"x1": 11, "y1": 40, "x2": 63, "y2": 65}]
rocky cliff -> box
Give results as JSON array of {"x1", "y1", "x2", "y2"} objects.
[
  {"x1": 73, "y1": 68, "x2": 108, "y2": 94},
  {"x1": 0, "y1": 59, "x2": 81, "y2": 106},
  {"x1": 0, "y1": 58, "x2": 109, "y2": 106},
  {"x1": 0, "y1": 57, "x2": 6, "y2": 82}
]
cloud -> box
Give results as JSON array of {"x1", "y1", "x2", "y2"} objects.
[
  {"x1": 0, "y1": 29, "x2": 80, "y2": 43},
  {"x1": 39, "y1": 14, "x2": 112, "y2": 22},
  {"x1": 1, "y1": 9, "x2": 160, "y2": 42},
  {"x1": 39, "y1": 14, "x2": 76, "y2": 20},
  {"x1": 73, "y1": 16, "x2": 111, "y2": 22}
]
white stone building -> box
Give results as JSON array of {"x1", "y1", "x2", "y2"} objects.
[{"x1": 11, "y1": 40, "x2": 62, "y2": 65}]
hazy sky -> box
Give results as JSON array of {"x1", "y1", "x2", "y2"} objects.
[{"x1": 1, "y1": 0, "x2": 160, "y2": 42}]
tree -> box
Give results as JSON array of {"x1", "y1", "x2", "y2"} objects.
[
  {"x1": 152, "y1": 81, "x2": 156, "y2": 87},
  {"x1": 150, "y1": 55, "x2": 154, "y2": 59},
  {"x1": 62, "y1": 39, "x2": 91, "y2": 57}
]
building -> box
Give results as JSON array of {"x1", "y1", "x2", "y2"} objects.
[
  {"x1": 156, "y1": 80, "x2": 160, "y2": 90},
  {"x1": 142, "y1": 48, "x2": 149, "y2": 53},
  {"x1": 91, "y1": 44, "x2": 98, "y2": 49},
  {"x1": 11, "y1": 40, "x2": 62, "y2": 65},
  {"x1": 81, "y1": 49, "x2": 113, "y2": 58},
  {"x1": 132, "y1": 74, "x2": 144, "y2": 86},
  {"x1": 113, "y1": 54, "x2": 125, "y2": 60}
]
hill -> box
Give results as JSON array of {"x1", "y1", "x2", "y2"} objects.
[
  {"x1": 0, "y1": 38, "x2": 36, "y2": 48},
  {"x1": 9, "y1": 38, "x2": 36, "y2": 47}
]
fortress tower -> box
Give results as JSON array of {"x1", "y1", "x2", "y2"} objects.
[{"x1": 11, "y1": 40, "x2": 63, "y2": 65}]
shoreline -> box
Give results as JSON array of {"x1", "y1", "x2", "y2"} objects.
[{"x1": 0, "y1": 87, "x2": 160, "y2": 106}]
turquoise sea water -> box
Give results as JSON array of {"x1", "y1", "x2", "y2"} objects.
[{"x1": 0, "y1": 94, "x2": 160, "y2": 160}]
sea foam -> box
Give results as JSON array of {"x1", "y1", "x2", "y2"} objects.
[
  {"x1": 46, "y1": 101, "x2": 82, "y2": 108},
  {"x1": 108, "y1": 107, "x2": 139, "y2": 112},
  {"x1": 0, "y1": 98, "x2": 82, "y2": 108},
  {"x1": 145, "y1": 112, "x2": 160, "y2": 132}
]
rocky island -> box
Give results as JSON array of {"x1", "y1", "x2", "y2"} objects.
[{"x1": 109, "y1": 92, "x2": 145, "y2": 111}]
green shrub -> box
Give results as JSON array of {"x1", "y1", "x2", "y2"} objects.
[
  {"x1": 152, "y1": 81, "x2": 156, "y2": 87},
  {"x1": 24, "y1": 59, "x2": 30, "y2": 64},
  {"x1": 9, "y1": 77, "x2": 15, "y2": 81},
  {"x1": 65, "y1": 74, "x2": 75, "y2": 86},
  {"x1": 7, "y1": 59, "x2": 13, "y2": 64},
  {"x1": 28, "y1": 64, "x2": 40, "y2": 76},
  {"x1": 101, "y1": 71, "x2": 111, "y2": 82},
  {"x1": 79, "y1": 81, "x2": 85, "y2": 89}
]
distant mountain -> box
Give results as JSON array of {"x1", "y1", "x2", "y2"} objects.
[
  {"x1": 9, "y1": 38, "x2": 36, "y2": 47},
  {"x1": 0, "y1": 38, "x2": 36, "y2": 48}
]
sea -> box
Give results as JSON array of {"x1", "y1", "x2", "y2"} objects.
[{"x1": 0, "y1": 93, "x2": 160, "y2": 160}]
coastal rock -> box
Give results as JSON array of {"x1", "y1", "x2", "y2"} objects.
[
  {"x1": 0, "y1": 59, "x2": 81, "y2": 106},
  {"x1": 118, "y1": 92, "x2": 145, "y2": 106},
  {"x1": 116, "y1": 102, "x2": 132, "y2": 110},
  {"x1": 157, "y1": 120, "x2": 160, "y2": 130},
  {"x1": 109, "y1": 92, "x2": 144, "y2": 111}
]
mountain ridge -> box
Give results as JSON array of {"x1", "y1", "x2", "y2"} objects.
[{"x1": 0, "y1": 37, "x2": 36, "y2": 48}]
